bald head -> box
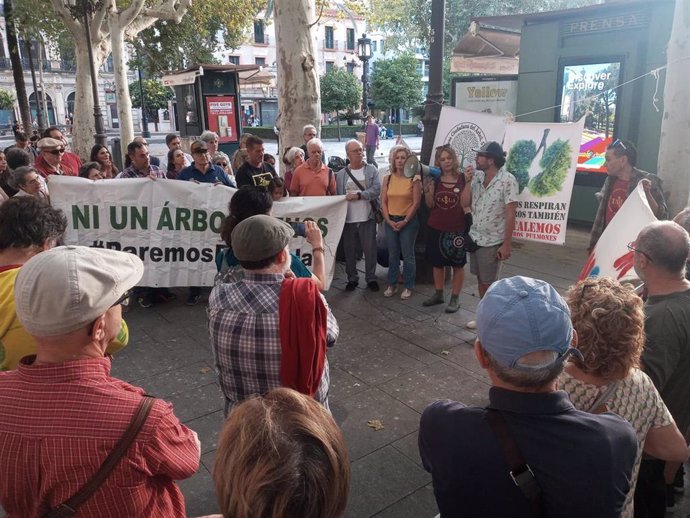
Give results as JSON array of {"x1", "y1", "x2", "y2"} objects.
[{"x1": 637, "y1": 221, "x2": 690, "y2": 274}]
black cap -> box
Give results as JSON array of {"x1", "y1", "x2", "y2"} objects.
[{"x1": 472, "y1": 141, "x2": 505, "y2": 159}]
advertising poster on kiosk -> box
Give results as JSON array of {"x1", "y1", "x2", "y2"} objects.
[
  {"x1": 558, "y1": 61, "x2": 621, "y2": 173},
  {"x1": 205, "y1": 96, "x2": 239, "y2": 143},
  {"x1": 451, "y1": 76, "x2": 518, "y2": 116}
]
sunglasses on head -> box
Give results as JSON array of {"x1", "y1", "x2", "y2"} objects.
[
  {"x1": 47, "y1": 148, "x2": 65, "y2": 155},
  {"x1": 612, "y1": 139, "x2": 627, "y2": 150}
]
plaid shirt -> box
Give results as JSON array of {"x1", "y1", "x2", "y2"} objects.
[
  {"x1": 118, "y1": 163, "x2": 167, "y2": 179},
  {"x1": 0, "y1": 356, "x2": 199, "y2": 518},
  {"x1": 208, "y1": 272, "x2": 338, "y2": 414}
]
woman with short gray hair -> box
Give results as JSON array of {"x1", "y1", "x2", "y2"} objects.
[{"x1": 200, "y1": 130, "x2": 220, "y2": 156}]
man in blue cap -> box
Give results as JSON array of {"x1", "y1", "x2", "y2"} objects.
[{"x1": 419, "y1": 276, "x2": 638, "y2": 518}]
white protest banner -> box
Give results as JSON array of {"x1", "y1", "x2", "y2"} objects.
[
  {"x1": 433, "y1": 106, "x2": 506, "y2": 169},
  {"x1": 504, "y1": 118, "x2": 585, "y2": 245},
  {"x1": 578, "y1": 182, "x2": 656, "y2": 282},
  {"x1": 49, "y1": 176, "x2": 347, "y2": 289}
]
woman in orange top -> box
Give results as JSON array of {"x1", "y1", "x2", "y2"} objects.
[{"x1": 380, "y1": 145, "x2": 421, "y2": 300}]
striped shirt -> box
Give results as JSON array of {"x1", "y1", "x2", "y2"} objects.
[
  {"x1": 0, "y1": 356, "x2": 199, "y2": 518},
  {"x1": 208, "y1": 272, "x2": 338, "y2": 414}
]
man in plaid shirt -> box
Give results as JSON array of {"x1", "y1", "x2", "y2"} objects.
[{"x1": 208, "y1": 215, "x2": 338, "y2": 416}]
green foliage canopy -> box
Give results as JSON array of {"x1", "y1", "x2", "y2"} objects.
[
  {"x1": 370, "y1": 54, "x2": 423, "y2": 112},
  {"x1": 320, "y1": 67, "x2": 362, "y2": 114},
  {"x1": 0, "y1": 90, "x2": 15, "y2": 111},
  {"x1": 128, "y1": 78, "x2": 174, "y2": 112}
]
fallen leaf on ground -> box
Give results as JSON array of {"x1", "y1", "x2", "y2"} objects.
[
  {"x1": 200, "y1": 367, "x2": 211, "y2": 374},
  {"x1": 441, "y1": 350, "x2": 450, "y2": 356},
  {"x1": 367, "y1": 419, "x2": 384, "y2": 431}
]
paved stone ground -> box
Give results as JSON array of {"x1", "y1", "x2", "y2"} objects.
[{"x1": 108, "y1": 224, "x2": 690, "y2": 518}]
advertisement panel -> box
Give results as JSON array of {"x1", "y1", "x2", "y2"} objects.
[
  {"x1": 558, "y1": 61, "x2": 622, "y2": 173},
  {"x1": 205, "y1": 96, "x2": 239, "y2": 143},
  {"x1": 451, "y1": 76, "x2": 518, "y2": 116}
]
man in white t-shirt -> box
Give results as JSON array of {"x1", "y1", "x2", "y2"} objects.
[{"x1": 335, "y1": 139, "x2": 381, "y2": 292}]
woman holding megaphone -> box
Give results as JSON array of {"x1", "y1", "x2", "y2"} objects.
[{"x1": 421, "y1": 145, "x2": 469, "y2": 313}]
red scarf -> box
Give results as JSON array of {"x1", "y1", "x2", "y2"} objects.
[{"x1": 278, "y1": 277, "x2": 327, "y2": 397}]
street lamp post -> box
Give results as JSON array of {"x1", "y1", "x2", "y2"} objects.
[
  {"x1": 25, "y1": 41, "x2": 44, "y2": 133},
  {"x1": 357, "y1": 34, "x2": 372, "y2": 118},
  {"x1": 420, "y1": 0, "x2": 446, "y2": 165},
  {"x1": 137, "y1": 59, "x2": 151, "y2": 138},
  {"x1": 64, "y1": 0, "x2": 107, "y2": 146}
]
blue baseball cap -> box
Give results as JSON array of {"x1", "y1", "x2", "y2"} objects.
[{"x1": 476, "y1": 276, "x2": 578, "y2": 369}]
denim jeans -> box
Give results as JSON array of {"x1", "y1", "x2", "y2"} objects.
[{"x1": 385, "y1": 215, "x2": 419, "y2": 289}]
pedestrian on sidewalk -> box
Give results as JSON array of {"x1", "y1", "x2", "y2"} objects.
[
  {"x1": 336, "y1": 139, "x2": 381, "y2": 292},
  {"x1": 364, "y1": 115, "x2": 379, "y2": 167},
  {"x1": 381, "y1": 145, "x2": 421, "y2": 300}
]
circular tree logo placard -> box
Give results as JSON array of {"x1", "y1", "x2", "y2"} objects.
[{"x1": 444, "y1": 122, "x2": 487, "y2": 168}]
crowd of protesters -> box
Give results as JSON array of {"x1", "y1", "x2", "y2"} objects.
[{"x1": 0, "y1": 120, "x2": 688, "y2": 518}]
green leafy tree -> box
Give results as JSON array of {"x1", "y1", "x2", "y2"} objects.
[
  {"x1": 320, "y1": 67, "x2": 362, "y2": 139},
  {"x1": 370, "y1": 54, "x2": 423, "y2": 132},
  {"x1": 370, "y1": 0, "x2": 604, "y2": 55},
  {"x1": 0, "y1": 90, "x2": 15, "y2": 111},
  {"x1": 129, "y1": 78, "x2": 174, "y2": 128}
]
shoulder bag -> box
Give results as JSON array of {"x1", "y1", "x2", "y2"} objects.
[
  {"x1": 345, "y1": 166, "x2": 383, "y2": 224},
  {"x1": 486, "y1": 408, "x2": 543, "y2": 518},
  {"x1": 41, "y1": 396, "x2": 156, "y2": 518}
]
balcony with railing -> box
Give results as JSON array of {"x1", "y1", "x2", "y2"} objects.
[{"x1": 322, "y1": 39, "x2": 340, "y2": 51}]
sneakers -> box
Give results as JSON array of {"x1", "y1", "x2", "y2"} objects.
[
  {"x1": 384, "y1": 286, "x2": 397, "y2": 297},
  {"x1": 465, "y1": 320, "x2": 477, "y2": 330},
  {"x1": 367, "y1": 281, "x2": 380, "y2": 292},
  {"x1": 400, "y1": 289, "x2": 412, "y2": 300},
  {"x1": 345, "y1": 281, "x2": 358, "y2": 291},
  {"x1": 422, "y1": 292, "x2": 444, "y2": 307},
  {"x1": 186, "y1": 293, "x2": 201, "y2": 306},
  {"x1": 445, "y1": 297, "x2": 460, "y2": 313}
]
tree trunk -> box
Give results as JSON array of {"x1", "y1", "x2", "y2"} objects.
[
  {"x1": 274, "y1": 0, "x2": 321, "y2": 161},
  {"x1": 71, "y1": 37, "x2": 97, "y2": 159},
  {"x1": 658, "y1": 0, "x2": 690, "y2": 217},
  {"x1": 109, "y1": 12, "x2": 134, "y2": 159},
  {"x1": 4, "y1": 0, "x2": 31, "y2": 132},
  {"x1": 336, "y1": 111, "x2": 341, "y2": 141}
]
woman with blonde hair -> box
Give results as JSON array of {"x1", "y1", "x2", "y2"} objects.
[
  {"x1": 562, "y1": 277, "x2": 688, "y2": 518},
  {"x1": 422, "y1": 145, "x2": 469, "y2": 313},
  {"x1": 213, "y1": 388, "x2": 350, "y2": 518},
  {"x1": 380, "y1": 144, "x2": 421, "y2": 299}
]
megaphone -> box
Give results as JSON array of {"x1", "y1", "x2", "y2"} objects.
[{"x1": 403, "y1": 155, "x2": 441, "y2": 180}]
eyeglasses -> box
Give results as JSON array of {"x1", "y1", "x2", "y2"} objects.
[
  {"x1": 47, "y1": 149, "x2": 65, "y2": 155},
  {"x1": 612, "y1": 139, "x2": 627, "y2": 150},
  {"x1": 192, "y1": 148, "x2": 209, "y2": 155},
  {"x1": 627, "y1": 241, "x2": 653, "y2": 262}
]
